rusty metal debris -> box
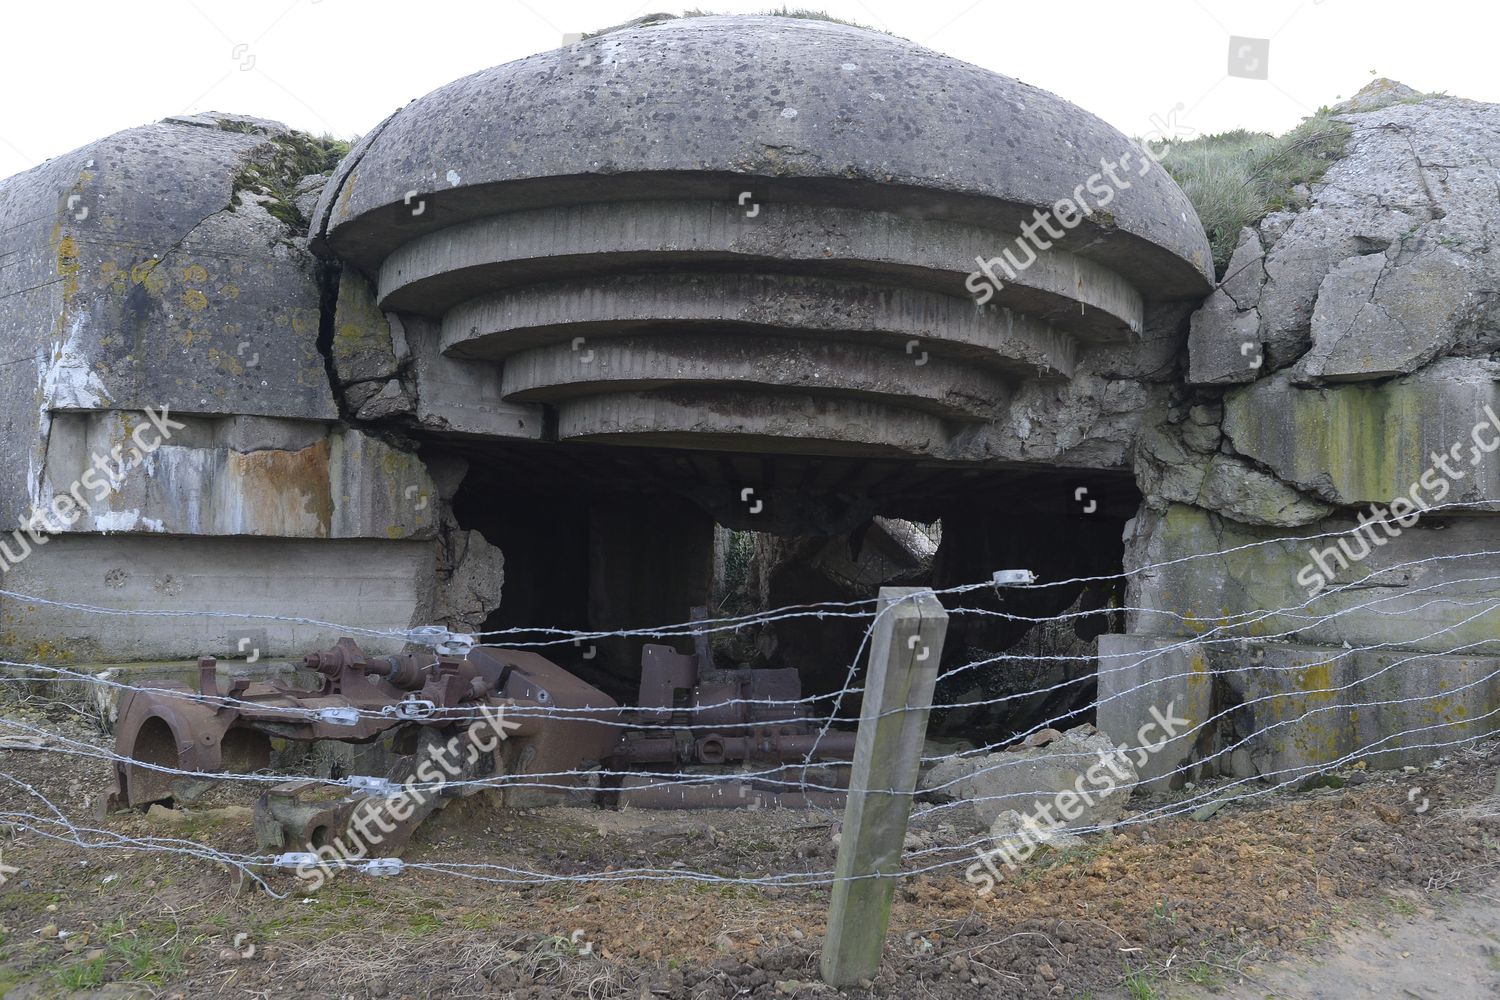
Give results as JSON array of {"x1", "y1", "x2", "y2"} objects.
[{"x1": 108, "y1": 631, "x2": 853, "y2": 856}]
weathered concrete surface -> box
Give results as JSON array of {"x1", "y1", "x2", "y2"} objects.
[
  {"x1": 331, "y1": 269, "x2": 407, "y2": 391},
  {"x1": 1186, "y1": 288, "x2": 1261, "y2": 384},
  {"x1": 1099, "y1": 634, "x2": 1500, "y2": 784},
  {"x1": 0, "y1": 536, "x2": 434, "y2": 662},
  {"x1": 553, "y1": 353, "x2": 1161, "y2": 465},
  {"x1": 0, "y1": 112, "x2": 338, "y2": 531},
  {"x1": 0, "y1": 112, "x2": 514, "y2": 667},
  {"x1": 36, "y1": 413, "x2": 436, "y2": 538},
  {"x1": 500, "y1": 331, "x2": 1010, "y2": 420},
  {"x1": 1186, "y1": 228, "x2": 1266, "y2": 385},
  {"x1": 314, "y1": 15, "x2": 1212, "y2": 295},
  {"x1": 378, "y1": 199, "x2": 1146, "y2": 339},
  {"x1": 442, "y1": 273, "x2": 1078, "y2": 377},
  {"x1": 1188, "y1": 93, "x2": 1500, "y2": 375},
  {"x1": 958, "y1": 374, "x2": 1161, "y2": 470},
  {"x1": 556, "y1": 389, "x2": 949, "y2": 455},
  {"x1": 1292, "y1": 246, "x2": 1487, "y2": 382},
  {"x1": 921, "y1": 724, "x2": 1139, "y2": 832},
  {"x1": 412, "y1": 528, "x2": 506, "y2": 634},
  {"x1": 1222, "y1": 360, "x2": 1500, "y2": 508},
  {"x1": 403, "y1": 317, "x2": 543, "y2": 439},
  {"x1": 303, "y1": 15, "x2": 1212, "y2": 479},
  {"x1": 1136, "y1": 421, "x2": 1333, "y2": 527},
  {"x1": 1096, "y1": 635, "x2": 1213, "y2": 791},
  {"x1": 1122, "y1": 504, "x2": 1500, "y2": 654},
  {"x1": 1129, "y1": 95, "x2": 1500, "y2": 788}
]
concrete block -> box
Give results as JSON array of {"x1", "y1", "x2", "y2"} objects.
[
  {"x1": 1125, "y1": 504, "x2": 1500, "y2": 655},
  {"x1": 1225, "y1": 356, "x2": 1500, "y2": 510},
  {"x1": 0, "y1": 535, "x2": 434, "y2": 662},
  {"x1": 1096, "y1": 634, "x2": 1212, "y2": 791}
]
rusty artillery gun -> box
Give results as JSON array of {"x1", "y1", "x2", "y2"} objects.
[
  {"x1": 107, "y1": 627, "x2": 856, "y2": 858},
  {"x1": 106, "y1": 632, "x2": 621, "y2": 856}
]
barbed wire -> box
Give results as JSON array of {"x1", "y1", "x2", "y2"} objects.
[
  {"x1": 0, "y1": 498, "x2": 1493, "y2": 654},
  {"x1": 1, "y1": 517, "x2": 1499, "y2": 897},
  {"x1": 4, "y1": 574, "x2": 1498, "y2": 806}
]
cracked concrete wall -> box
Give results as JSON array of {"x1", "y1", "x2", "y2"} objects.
[
  {"x1": 0, "y1": 113, "x2": 501, "y2": 663},
  {"x1": 1102, "y1": 85, "x2": 1500, "y2": 782}
]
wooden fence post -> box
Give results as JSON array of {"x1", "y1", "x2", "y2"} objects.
[{"x1": 820, "y1": 586, "x2": 948, "y2": 986}]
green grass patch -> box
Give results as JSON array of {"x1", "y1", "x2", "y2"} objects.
[
  {"x1": 1123, "y1": 970, "x2": 1160, "y2": 1000},
  {"x1": 231, "y1": 130, "x2": 352, "y2": 233},
  {"x1": 53, "y1": 956, "x2": 107, "y2": 991},
  {"x1": 1181, "y1": 961, "x2": 1222, "y2": 986},
  {"x1": 1385, "y1": 894, "x2": 1419, "y2": 916},
  {"x1": 1009, "y1": 842, "x2": 1106, "y2": 885}
]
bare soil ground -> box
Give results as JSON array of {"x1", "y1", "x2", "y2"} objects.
[
  {"x1": 1166, "y1": 877, "x2": 1500, "y2": 1000},
  {"x1": 2, "y1": 704, "x2": 1499, "y2": 999}
]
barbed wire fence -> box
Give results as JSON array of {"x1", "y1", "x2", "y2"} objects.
[{"x1": 0, "y1": 508, "x2": 1497, "y2": 913}]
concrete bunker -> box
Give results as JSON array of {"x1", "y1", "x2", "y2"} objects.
[
  {"x1": 301, "y1": 14, "x2": 1209, "y2": 743},
  {"x1": 0, "y1": 16, "x2": 1212, "y2": 755}
]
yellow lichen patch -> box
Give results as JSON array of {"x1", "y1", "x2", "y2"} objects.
[
  {"x1": 56, "y1": 235, "x2": 82, "y2": 298},
  {"x1": 1295, "y1": 662, "x2": 1333, "y2": 694},
  {"x1": 182, "y1": 289, "x2": 209, "y2": 312},
  {"x1": 206, "y1": 347, "x2": 245, "y2": 377},
  {"x1": 183, "y1": 263, "x2": 208, "y2": 283},
  {"x1": 131, "y1": 258, "x2": 167, "y2": 295},
  {"x1": 338, "y1": 169, "x2": 357, "y2": 216}
]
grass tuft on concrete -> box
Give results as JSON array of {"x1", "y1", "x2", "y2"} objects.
[
  {"x1": 1157, "y1": 83, "x2": 1446, "y2": 274},
  {"x1": 1157, "y1": 115, "x2": 1352, "y2": 274}
]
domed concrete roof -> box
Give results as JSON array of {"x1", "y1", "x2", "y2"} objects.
[
  {"x1": 312, "y1": 16, "x2": 1213, "y2": 462},
  {"x1": 314, "y1": 15, "x2": 1211, "y2": 295},
  {"x1": 0, "y1": 112, "x2": 335, "y2": 429}
]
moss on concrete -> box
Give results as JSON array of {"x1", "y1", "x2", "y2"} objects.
[{"x1": 231, "y1": 130, "x2": 352, "y2": 234}]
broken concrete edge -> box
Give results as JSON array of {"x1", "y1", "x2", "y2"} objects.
[{"x1": 1184, "y1": 92, "x2": 1498, "y2": 391}]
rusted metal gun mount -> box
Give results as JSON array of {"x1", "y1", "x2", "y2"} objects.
[
  {"x1": 107, "y1": 638, "x2": 623, "y2": 834},
  {"x1": 106, "y1": 629, "x2": 859, "y2": 851}
]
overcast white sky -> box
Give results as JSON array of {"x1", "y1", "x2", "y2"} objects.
[{"x1": 1, "y1": 0, "x2": 1494, "y2": 180}]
